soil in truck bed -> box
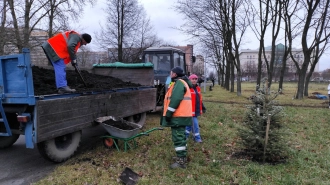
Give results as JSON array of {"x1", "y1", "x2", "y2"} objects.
[{"x1": 32, "y1": 66, "x2": 141, "y2": 95}]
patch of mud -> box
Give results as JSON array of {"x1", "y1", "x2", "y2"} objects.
[{"x1": 230, "y1": 149, "x2": 287, "y2": 165}]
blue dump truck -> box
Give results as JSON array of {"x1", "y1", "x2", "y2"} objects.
[{"x1": 0, "y1": 49, "x2": 156, "y2": 162}]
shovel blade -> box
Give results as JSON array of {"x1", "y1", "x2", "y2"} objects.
[{"x1": 119, "y1": 167, "x2": 139, "y2": 185}]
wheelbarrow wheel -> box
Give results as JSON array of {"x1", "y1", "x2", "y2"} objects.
[{"x1": 103, "y1": 138, "x2": 118, "y2": 149}]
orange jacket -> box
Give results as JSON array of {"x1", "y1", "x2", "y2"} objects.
[
  {"x1": 47, "y1": 31, "x2": 81, "y2": 64},
  {"x1": 190, "y1": 86, "x2": 203, "y2": 116},
  {"x1": 163, "y1": 79, "x2": 192, "y2": 117}
]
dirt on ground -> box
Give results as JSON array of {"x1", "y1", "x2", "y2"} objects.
[{"x1": 32, "y1": 66, "x2": 140, "y2": 95}]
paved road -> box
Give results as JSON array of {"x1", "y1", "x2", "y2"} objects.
[{"x1": 0, "y1": 125, "x2": 106, "y2": 185}]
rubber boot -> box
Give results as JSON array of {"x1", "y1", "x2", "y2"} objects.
[
  {"x1": 58, "y1": 86, "x2": 76, "y2": 94},
  {"x1": 170, "y1": 157, "x2": 187, "y2": 169}
]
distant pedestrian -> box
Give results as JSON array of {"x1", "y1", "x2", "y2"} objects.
[
  {"x1": 211, "y1": 77, "x2": 215, "y2": 87},
  {"x1": 186, "y1": 74, "x2": 206, "y2": 143}
]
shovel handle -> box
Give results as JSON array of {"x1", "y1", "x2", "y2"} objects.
[{"x1": 74, "y1": 65, "x2": 87, "y2": 87}]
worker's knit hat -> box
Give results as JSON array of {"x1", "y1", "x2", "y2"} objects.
[
  {"x1": 171, "y1": 66, "x2": 184, "y2": 77},
  {"x1": 189, "y1": 74, "x2": 198, "y2": 80},
  {"x1": 82, "y1": 33, "x2": 92, "y2": 43}
]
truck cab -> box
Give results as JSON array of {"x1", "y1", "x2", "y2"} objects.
[{"x1": 141, "y1": 47, "x2": 188, "y2": 108}]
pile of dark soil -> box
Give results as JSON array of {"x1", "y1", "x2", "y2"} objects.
[
  {"x1": 32, "y1": 66, "x2": 140, "y2": 95},
  {"x1": 103, "y1": 119, "x2": 136, "y2": 130},
  {"x1": 231, "y1": 149, "x2": 287, "y2": 165}
]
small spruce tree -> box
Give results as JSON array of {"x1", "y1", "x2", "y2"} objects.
[{"x1": 238, "y1": 78, "x2": 288, "y2": 163}]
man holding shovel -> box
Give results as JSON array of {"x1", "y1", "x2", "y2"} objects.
[{"x1": 42, "y1": 31, "x2": 91, "y2": 94}]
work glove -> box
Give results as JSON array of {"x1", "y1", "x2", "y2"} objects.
[
  {"x1": 165, "y1": 116, "x2": 172, "y2": 122},
  {"x1": 165, "y1": 110, "x2": 173, "y2": 122},
  {"x1": 71, "y1": 59, "x2": 77, "y2": 67}
]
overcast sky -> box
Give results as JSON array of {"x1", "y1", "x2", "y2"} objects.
[
  {"x1": 78, "y1": 0, "x2": 189, "y2": 49},
  {"x1": 76, "y1": 0, "x2": 330, "y2": 71}
]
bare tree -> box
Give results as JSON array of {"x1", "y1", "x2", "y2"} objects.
[
  {"x1": 218, "y1": 0, "x2": 249, "y2": 95},
  {"x1": 284, "y1": 0, "x2": 330, "y2": 99},
  {"x1": 44, "y1": 0, "x2": 96, "y2": 38},
  {"x1": 302, "y1": 0, "x2": 330, "y2": 97},
  {"x1": 278, "y1": 26, "x2": 290, "y2": 92},
  {"x1": 97, "y1": 0, "x2": 160, "y2": 63},
  {"x1": 265, "y1": 0, "x2": 283, "y2": 87},
  {"x1": 248, "y1": 0, "x2": 271, "y2": 87},
  {"x1": 4, "y1": 0, "x2": 95, "y2": 54},
  {"x1": 7, "y1": 0, "x2": 51, "y2": 51},
  {"x1": 0, "y1": 0, "x2": 9, "y2": 55},
  {"x1": 175, "y1": 0, "x2": 248, "y2": 96},
  {"x1": 174, "y1": 1, "x2": 227, "y2": 89}
]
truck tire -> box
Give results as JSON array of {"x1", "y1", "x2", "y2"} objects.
[
  {"x1": 0, "y1": 112, "x2": 20, "y2": 148},
  {"x1": 0, "y1": 134, "x2": 20, "y2": 149},
  {"x1": 37, "y1": 130, "x2": 82, "y2": 163},
  {"x1": 127, "y1": 112, "x2": 147, "y2": 127}
]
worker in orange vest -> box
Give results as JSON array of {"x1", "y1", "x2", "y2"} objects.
[
  {"x1": 161, "y1": 66, "x2": 193, "y2": 169},
  {"x1": 185, "y1": 74, "x2": 206, "y2": 143},
  {"x1": 42, "y1": 31, "x2": 92, "y2": 94}
]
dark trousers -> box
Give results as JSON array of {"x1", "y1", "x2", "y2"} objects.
[{"x1": 171, "y1": 126, "x2": 187, "y2": 157}]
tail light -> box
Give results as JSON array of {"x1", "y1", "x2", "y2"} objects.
[{"x1": 17, "y1": 115, "x2": 30, "y2": 122}]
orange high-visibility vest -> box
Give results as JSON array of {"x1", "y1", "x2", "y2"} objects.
[
  {"x1": 47, "y1": 31, "x2": 81, "y2": 64},
  {"x1": 190, "y1": 86, "x2": 203, "y2": 116},
  {"x1": 163, "y1": 79, "x2": 192, "y2": 117}
]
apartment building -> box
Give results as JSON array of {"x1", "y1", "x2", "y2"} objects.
[
  {"x1": 192, "y1": 55, "x2": 205, "y2": 76},
  {"x1": 239, "y1": 43, "x2": 319, "y2": 74}
]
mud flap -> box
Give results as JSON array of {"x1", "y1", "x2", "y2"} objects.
[{"x1": 25, "y1": 121, "x2": 34, "y2": 148}]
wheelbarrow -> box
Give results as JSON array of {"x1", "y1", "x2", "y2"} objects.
[{"x1": 96, "y1": 116, "x2": 163, "y2": 152}]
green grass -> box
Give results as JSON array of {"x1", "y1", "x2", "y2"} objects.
[{"x1": 34, "y1": 82, "x2": 330, "y2": 185}]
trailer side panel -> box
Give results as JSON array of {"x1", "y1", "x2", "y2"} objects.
[{"x1": 36, "y1": 88, "x2": 156, "y2": 142}]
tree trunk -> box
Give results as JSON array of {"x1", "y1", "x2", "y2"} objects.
[
  {"x1": 230, "y1": 59, "x2": 235, "y2": 92},
  {"x1": 0, "y1": 0, "x2": 7, "y2": 55},
  {"x1": 236, "y1": 66, "x2": 241, "y2": 96},
  {"x1": 296, "y1": 72, "x2": 305, "y2": 99},
  {"x1": 221, "y1": 54, "x2": 226, "y2": 87},
  {"x1": 119, "y1": 1, "x2": 125, "y2": 62},
  {"x1": 278, "y1": 51, "x2": 288, "y2": 92},
  {"x1": 8, "y1": 0, "x2": 23, "y2": 51},
  {"x1": 304, "y1": 59, "x2": 317, "y2": 96},
  {"x1": 296, "y1": 57, "x2": 309, "y2": 99}
]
